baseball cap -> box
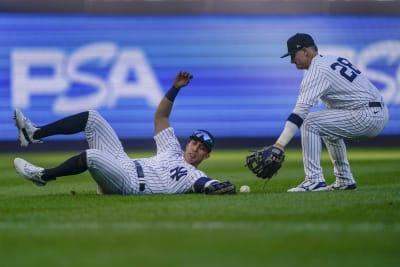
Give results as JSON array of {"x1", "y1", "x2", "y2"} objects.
[
  {"x1": 189, "y1": 130, "x2": 215, "y2": 153},
  {"x1": 280, "y1": 33, "x2": 316, "y2": 58}
]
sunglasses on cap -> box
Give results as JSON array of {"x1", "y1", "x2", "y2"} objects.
[{"x1": 189, "y1": 130, "x2": 215, "y2": 152}]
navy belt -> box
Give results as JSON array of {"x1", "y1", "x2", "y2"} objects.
[
  {"x1": 369, "y1": 102, "x2": 383, "y2": 108},
  {"x1": 133, "y1": 160, "x2": 145, "y2": 192}
]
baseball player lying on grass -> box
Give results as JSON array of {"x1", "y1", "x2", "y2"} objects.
[{"x1": 13, "y1": 71, "x2": 236, "y2": 195}]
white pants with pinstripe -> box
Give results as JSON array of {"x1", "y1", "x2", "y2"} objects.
[
  {"x1": 84, "y1": 110, "x2": 138, "y2": 194},
  {"x1": 301, "y1": 105, "x2": 389, "y2": 185}
]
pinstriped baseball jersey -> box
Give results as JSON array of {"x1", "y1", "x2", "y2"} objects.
[
  {"x1": 84, "y1": 110, "x2": 208, "y2": 195},
  {"x1": 132, "y1": 128, "x2": 208, "y2": 194},
  {"x1": 294, "y1": 55, "x2": 384, "y2": 116},
  {"x1": 291, "y1": 55, "x2": 389, "y2": 185}
]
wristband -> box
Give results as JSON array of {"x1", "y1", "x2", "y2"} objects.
[
  {"x1": 165, "y1": 86, "x2": 180, "y2": 102},
  {"x1": 287, "y1": 113, "x2": 304, "y2": 128},
  {"x1": 192, "y1": 177, "x2": 219, "y2": 193}
]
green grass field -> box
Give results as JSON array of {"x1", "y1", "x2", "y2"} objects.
[{"x1": 1, "y1": 148, "x2": 399, "y2": 267}]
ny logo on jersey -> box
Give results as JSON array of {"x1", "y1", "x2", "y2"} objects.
[{"x1": 170, "y1": 167, "x2": 188, "y2": 181}]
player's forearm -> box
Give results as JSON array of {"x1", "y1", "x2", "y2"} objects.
[
  {"x1": 154, "y1": 86, "x2": 180, "y2": 134},
  {"x1": 191, "y1": 177, "x2": 220, "y2": 193},
  {"x1": 154, "y1": 97, "x2": 172, "y2": 134},
  {"x1": 192, "y1": 177, "x2": 236, "y2": 194},
  {"x1": 276, "y1": 103, "x2": 309, "y2": 147},
  {"x1": 275, "y1": 113, "x2": 303, "y2": 147}
]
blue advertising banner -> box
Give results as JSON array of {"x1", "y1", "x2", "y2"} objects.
[{"x1": 1, "y1": 14, "x2": 400, "y2": 141}]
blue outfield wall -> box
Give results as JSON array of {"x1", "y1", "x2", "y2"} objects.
[{"x1": 1, "y1": 14, "x2": 400, "y2": 143}]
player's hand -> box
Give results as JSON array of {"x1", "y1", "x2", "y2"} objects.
[
  {"x1": 173, "y1": 71, "x2": 193, "y2": 89},
  {"x1": 273, "y1": 143, "x2": 285, "y2": 151},
  {"x1": 245, "y1": 145, "x2": 285, "y2": 179},
  {"x1": 272, "y1": 143, "x2": 285, "y2": 160},
  {"x1": 204, "y1": 181, "x2": 236, "y2": 195}
]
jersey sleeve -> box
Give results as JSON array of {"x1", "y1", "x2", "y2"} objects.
[
  {"x1": 168, "y1": 167, "x2": 212, "y2": 194},
  {"x1": 154, "y1": 127, "x2": 182, "y2": 154},
  {"x1": 294, "y1": 57, "x2": 331, "y2": 118}
]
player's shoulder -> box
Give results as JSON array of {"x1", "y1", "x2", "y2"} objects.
[
  {"x1": 312, "y1": 55, "x2": 339, "y2": 72},
  {"x1": 154, "y1": 127, "x2": 178, "y2": 144},
  {"x1": 155, "y1": 127, "x2": 175, "y2": 138},
  {"x1": 314, "y1": 54, "x2": 337, "y2": 64},
  {"x1": 187, "y1": 164, "x2": 207, "y2": 177}
]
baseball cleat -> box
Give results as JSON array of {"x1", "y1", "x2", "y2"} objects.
[
  {"x1": 14, "y1": 158, "x2": 46, "y2": 186},
  {"x1": 322, "y1": 182, "x2": 357, "y2": 191},
  {"x1": 287, "y1": 180, "x2": 327, "y2": 192},
  {"x1": 14, "y1": 108, "x2": 41, "y2": 147}
]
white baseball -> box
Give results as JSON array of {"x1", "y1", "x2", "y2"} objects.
[{"x1": 240, "y1": 185, "x2": 250, "y2": 193}]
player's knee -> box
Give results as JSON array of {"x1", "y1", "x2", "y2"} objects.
[
  {"x1": 88, "y1": 110, "x2": 101, "y2": 121},
  {"x1": 77, "y1": 151, "x2": 88, "y2": 172},
  {"x1": 85, "y1": 148, "x2": 102, "y2": 168},
  {"x1": 301, "y1": 117, "x2": 311, "y2": 129},
  {"x1": 87, "y1": 110, "x2": 108, "y2": 131},
  {"x1": 301, "y1": 117, "x2": 320, "y2": 134}
]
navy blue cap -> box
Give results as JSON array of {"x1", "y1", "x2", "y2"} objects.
[
  {"x1": 281, "y1": 33, "x2": 316, "y2": 58},
  {"x1": 189, "y1": 130, "x2": 215, "y2": 152}
]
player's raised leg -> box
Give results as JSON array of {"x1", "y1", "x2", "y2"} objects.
[
  {"x1": 84, "y1": 110, "x2": 128, "y2": 159},
  {"x1": 14, "y1": 108, "x2": 89, "y2": 147},
  {"x1": 14, "y1": 109, "x2": 42, "y2": 147}
]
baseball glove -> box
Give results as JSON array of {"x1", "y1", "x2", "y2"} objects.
[
  {"x1": 245, "y1": 146, "x2": 285, "y2": 179},
  {"x1": 204, "y1": 181, "x2": 236, "y2": 195}
]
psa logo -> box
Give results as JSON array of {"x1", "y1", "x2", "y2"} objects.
[{"x1": 11, "y1": 42, "x2": 163, "y2": 113}]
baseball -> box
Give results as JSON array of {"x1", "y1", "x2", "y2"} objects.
[{"x1": 240, "y1": 185, "x2": 250, "y2": 193}]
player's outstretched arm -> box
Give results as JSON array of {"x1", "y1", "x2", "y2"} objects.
[
  {"x1": 154, "y1": 71, "x2": 193, "y2": 135},
  {"x1": 191, "y1": 177, "x2": 236, "y2": 194}
]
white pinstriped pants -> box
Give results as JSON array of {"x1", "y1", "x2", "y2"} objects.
[
  {"x1": 301, "y1": 105, "x2": 389, "y2": 185},
  {"x1": 84, "y1": 110, "x2": 138, "y2": 194}
]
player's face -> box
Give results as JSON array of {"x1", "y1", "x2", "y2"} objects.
[
  {"x1": 291, "y1": 48, "x2": 309, "y2": 70},
  {"x1": 184, "y1": 140, "x2": 210, "y2": 167}
]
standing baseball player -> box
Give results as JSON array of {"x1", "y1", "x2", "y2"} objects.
[
  {"x1": 272, "y1": 33, "x2": 389, "y2": 192},
  {"x1": 13, "y1": 71, "x2": 236, "y2": 195}
]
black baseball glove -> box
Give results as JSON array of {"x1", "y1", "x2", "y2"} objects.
[
  {"x1": 204, "y1": 181, "x2": 236, "y2": 195},
  {"x1": 245, "y1": 145, "x2": 285, "y2": 179}
]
